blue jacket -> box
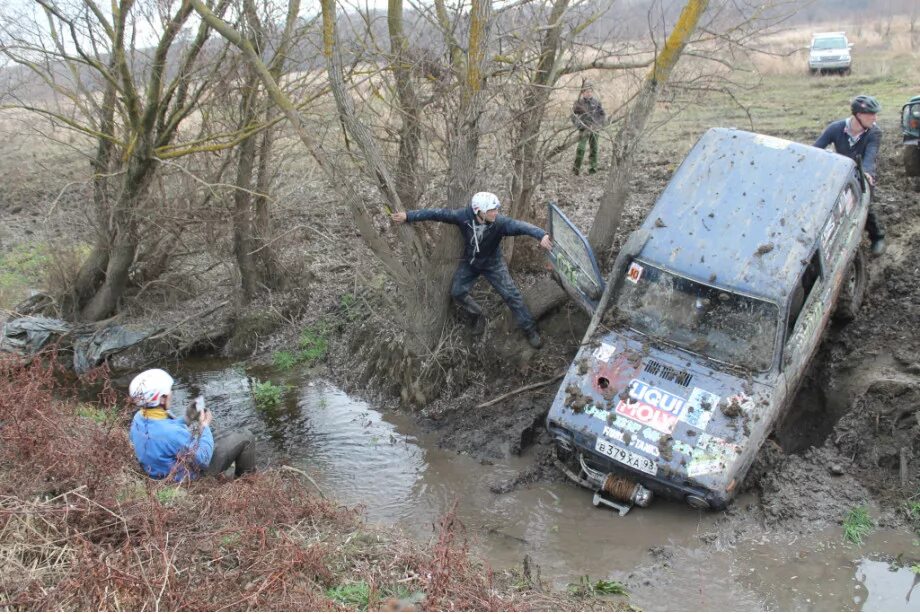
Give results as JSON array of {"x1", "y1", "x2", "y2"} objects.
[
  {"x1": 814, "y1": 118, "x2": 882, "y2": 176},
  {"x1": 130, "y1": 412, "x2": 214, "y2": 480},
  {"x1": 406, "y1": 206, "x2": 546, "y2": 269}
]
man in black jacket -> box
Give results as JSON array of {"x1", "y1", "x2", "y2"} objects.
[
  {"x1": 391, "y1": 192, "x2": 553, "y2": 348},
  {"x1": 814, "y1": 94, "x2": 886, "y2": 255}
]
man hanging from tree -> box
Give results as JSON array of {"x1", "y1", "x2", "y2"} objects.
[{"x1": 391, "y1": 192, "x2": 553, "y2": 349}]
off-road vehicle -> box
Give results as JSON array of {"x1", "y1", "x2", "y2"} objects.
[
  {"x1": 808, "y1": 32, "x2": 852, "y2": 75},
  {"x1": 546, "y1": 128, "x2": 869, "y2": 513}
]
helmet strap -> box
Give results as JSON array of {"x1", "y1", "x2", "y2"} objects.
[{"x1": 852, "y1": 113, "x2": 870, "y2": 132}]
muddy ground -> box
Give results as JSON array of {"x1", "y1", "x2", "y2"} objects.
[{"x1": 1, "y1": 113, "x2": 918, "y2": 579}]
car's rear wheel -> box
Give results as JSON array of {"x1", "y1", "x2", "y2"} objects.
[{"x1": 834, "y1": 247, "x2": 868, "y2": 323}]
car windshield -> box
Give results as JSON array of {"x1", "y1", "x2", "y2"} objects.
[
  {"x1": 614, "y1": 261, "x2": 779, "y2": 371},
  {"x1": 812, "y1": 37, "x2": 846, "y2": 50}
]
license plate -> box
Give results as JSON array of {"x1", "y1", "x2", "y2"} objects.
[{"x1": 594, "y1": 438, "x2": 658, "y2": 476}]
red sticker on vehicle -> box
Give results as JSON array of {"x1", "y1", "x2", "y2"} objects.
[{"x1": 626, "y1": 262, "x2": 643, "y2": 284}]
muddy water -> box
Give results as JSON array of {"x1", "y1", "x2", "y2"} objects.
[{"x1": 166, "y1": 359, "x2": 918, "y2": 611}]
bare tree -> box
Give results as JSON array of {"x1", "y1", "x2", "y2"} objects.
[{"x1": 0, "y1": 0, "x2": 260, "y2": 320}]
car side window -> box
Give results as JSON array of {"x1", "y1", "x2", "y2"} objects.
[{"x1": 787, "y1": 251, "x2": 822, "y2": 336}]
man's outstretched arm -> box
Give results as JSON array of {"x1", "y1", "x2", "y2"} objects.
[
  {"x1": 391, "y1": 208, "x2": 464, "y2": 225},
  {"x1": 502, "y1": 218, "x2": 553, "y2": 250}
]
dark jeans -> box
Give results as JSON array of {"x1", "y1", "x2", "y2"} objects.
[
  {"x1": 206, "y1": 428, "x2": 256, "y2": 478},
  {"x1": 450, "y1": 259, "x2": 536, "y2": 332},
  {"x1": 866, "y1": 185, "x2": 885, "y2": 241},
  {"x1": 574, "y1": 130, "x2": 599, "y2": 172}
]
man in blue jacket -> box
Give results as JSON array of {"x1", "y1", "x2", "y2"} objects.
[
  {"x1": 129, "y1": 368, "x2": 256, "y2": 481},
  {"x1": 814, "y1": 94, "x2": 885, "y2": 255},
  {"x1": 391, "y1": 192, "x2": 553, "y2": 348}
]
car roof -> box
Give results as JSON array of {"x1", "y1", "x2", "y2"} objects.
[{"x1": 635, "y1": 128, "x2": 855, "y2": 301}]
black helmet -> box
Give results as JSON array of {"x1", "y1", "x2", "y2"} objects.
[{"x1": 851, "y1": 95, "x2": 881, "y2": 114}]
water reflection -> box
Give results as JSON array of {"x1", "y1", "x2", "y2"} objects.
[{"x1": 856, "y1": 559, "x2": 920, "y2": 611}]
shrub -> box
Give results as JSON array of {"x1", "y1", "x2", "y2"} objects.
[{"x1": 252, "y1": 378, "x2": 287, "y2": 408}]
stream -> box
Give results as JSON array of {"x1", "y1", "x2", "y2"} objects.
[{"x1": 139, "y1": 358, "x2": 919, "y2": 611}]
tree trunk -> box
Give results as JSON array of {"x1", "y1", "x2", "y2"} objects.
[
  {"x1": 79, "y1": 154, "x2": 157, "y2": 321},
  {"x1": 232, "y1": 62, "x2": 263, "y2": 302},
  {"x1": 71, "y1": 73, "x2": 119, "y2": 316},
  {"x1": 252, "y1": 122, "x2": 283, "y2": 289},
  {"x1": 508, "y1": 0, "x2": 570, "y2": 272},
  {"x1": 588, "y1": 0, "x2": 709, "y2": 258},
  {"x1": 388, "y1": 0, "x2": 422, "y2": 209}
]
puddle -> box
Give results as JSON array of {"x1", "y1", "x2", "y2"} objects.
[{"x1": 153, "y1": 359, "x2": 919, "y2": 611}]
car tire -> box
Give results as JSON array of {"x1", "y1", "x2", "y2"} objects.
[
  {"x1": 809, "y1": 68, "x2": 817, "y2": 75},
  {"x1": 834, "y1": 247, "x2": 868, "y2": 323}
]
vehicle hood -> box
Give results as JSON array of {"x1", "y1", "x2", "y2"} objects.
[{"x1": 547, "y1": 328, "x2": 778, "y2": 494}]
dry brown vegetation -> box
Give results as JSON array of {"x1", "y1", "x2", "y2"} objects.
[{"x1": 0, "y1": 352, "x2": 614, "y2": 611}]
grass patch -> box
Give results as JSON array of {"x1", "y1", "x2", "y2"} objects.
[
  {"x1": 843, "y1": 506, "x2": 875, "y2": 545},
  {"x1": 911, "y1": 563, "x2": 920, "y2": 575},
  {"x1": 566, "y1": 575, "x2": 629, "y2": 598},
  {"x1": 0, "y1": 242, "x2": 50, "y2": 308},
  {"x1": 155, "y1": 485, "x2": 184, "y2": 505},
  {"x1": 252, "y1": 378, "x2": 287, "y2": 409},
  {"x1": 325, "y1": 581, "x2": 370, "y2": 609},
  {"x1": 298, "y1": 324, "x2": 329, "y2": 365},
  {"x1": 74, "y1": 403, "x2": 118, "y2": 424},
  {"x1": 272, "y1": 350, "x2": 297, "y2": 371}
]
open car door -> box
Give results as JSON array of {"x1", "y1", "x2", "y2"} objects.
[{"x1": 547, "y1": 203, "x2": 605, "y2": 315}]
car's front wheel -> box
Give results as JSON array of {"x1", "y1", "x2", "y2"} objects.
[{"x1": 834, "y1": 247, "x2": 868, "y2": 323}]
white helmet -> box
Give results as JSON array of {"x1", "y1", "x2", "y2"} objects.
[
  {"x1": 470, "y1": 192, "x2": 501, "y2": 214},
  {"x1": 129, "y1": 368, "x2": 174, "y2": 407}
]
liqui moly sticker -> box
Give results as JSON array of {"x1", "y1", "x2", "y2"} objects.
[
  {"x1": 680, "y1": 387, "x2": 720, "y2": 431},
  {"x1": 592, "y1": 342, "x2": 617, "y2": 362},
  {"x1": 615, "y1": 379, "x2": 687, "y2": 434},
  {"x1": 626, "y1": 262, "x2": 644, "y2": 284}
]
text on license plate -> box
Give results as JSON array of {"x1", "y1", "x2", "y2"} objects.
[{"x1": 594, "y1": 438, "x2": 658, "y2": 476}]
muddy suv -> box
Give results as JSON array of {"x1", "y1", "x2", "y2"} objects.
[{"x1": 546, "y1": 128, "x2": 869, "y2": 513}]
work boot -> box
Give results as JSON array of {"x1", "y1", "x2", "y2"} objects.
[
  {"x1": 471, "y1": 315, "x2": 486, "y2": 337},
  {"x1": 572, "y1": 167, "x2": 580, "y2": 176},
  {"x1": 525, "y1": 328, "x2": 543, "y2": 349},
  {"x1": 588, "y1": 168, "x2": 597, "y2": 175},
  {"x1": 870, "y1": 238, "x2": 886, "y2": 257}
]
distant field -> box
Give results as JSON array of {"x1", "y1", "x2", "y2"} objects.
[{"x1": 640, "y1": 16, "x2": 920, "y2": 155}]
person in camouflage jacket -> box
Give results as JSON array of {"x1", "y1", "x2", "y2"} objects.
[{"x1": 571, "y1": 82, "x2": 606, "y2": 175}]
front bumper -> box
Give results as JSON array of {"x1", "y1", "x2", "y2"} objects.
[{"x1": 809, "y1": 59, "x2": 851, "y2": 70}]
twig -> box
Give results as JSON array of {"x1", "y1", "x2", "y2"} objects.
[
  {"x1": 280, "y1": 465, "x2": 327, "y2": 499},
  {"x1": 476, "y1": 371, "x2": 565, "y2": 409}
]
